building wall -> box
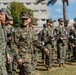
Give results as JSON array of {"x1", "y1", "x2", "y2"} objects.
[{"x1": 0, "y1": 0, "x2": 48, "y2": 32}]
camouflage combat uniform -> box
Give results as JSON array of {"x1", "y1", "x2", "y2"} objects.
[
  {"x1": 0, "y1": 25, "x2": 8, "y2": 75},
  {"x1": 70, "y1": 23, "x2": 76, "y2": 60},
  {"x1": 5, "y1": 24, "x2": 15, "y2": 75},
  {"x1": 31, "y1": 29, "x2": 38, "y2": 70},
  {"x1": 56, "y1": 25, "x2": 67, "y2": 65},
  {"x1": 11, "y1": 25, "x2": 35, "y2": 75},
  {"x1": 38, "y1": 24, "x2": 47, "y2": 61},
  {"x1": 43, "y1": 26, "x2": 54, "y2": 68},
  {"x1": 65, "y1": 24, "x2": 72, "y2": 59}
]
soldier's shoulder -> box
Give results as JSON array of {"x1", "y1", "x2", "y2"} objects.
[
  {"x1": 65, "y1": 26, "x2": 71, "y2": 29},
  {"x1": 55, "y1": 26, "x2": 59, "y2": 30},
  {"x1": 14, "y1": 27, "x2": 21, "y2": 33},
  {"x1": 44, "y1": 27, "x2": 48, "y2": 31},
  {"x1": 3, "y1": 25, "x2": 7, "y2": 30}
]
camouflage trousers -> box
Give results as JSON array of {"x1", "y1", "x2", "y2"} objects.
[
  {"x1": 0, "y1": 64, "x2": 8, "y2": 75},
  {"x1": 66, "y1": 42, "x2": 72, "y2": 59},
  {"x1": 12, "y1": 56, "x2": 19, "y2": 75},
  {"x1": 31, "y1": 49, "x2": 38, "y2": 70},
  {"x1": 72, "y1": 45, "x2": 76, "y2": 60},
  {"x1": 6, "y1": 47, "x2": 14, "y2": 75},
  {"x1": 0, "y1": 47, "x2": 8, "y2": 75},
  {"x1": 6, "y1": 56, "x2": 19, "y2": 75},
  {"x1": 19, "y1": 51, "x2": 34, "y2": 75},
  {"x1": 45, "y1": 44, "x2": 54, "y2": 68},
  {"x1": 57, "y1": 43, "x2": 67, "y2": 64}
]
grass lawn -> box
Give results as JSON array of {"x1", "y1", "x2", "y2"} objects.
[{"x1": 34, "y1": 52, "x2": 76, "y2": 75}]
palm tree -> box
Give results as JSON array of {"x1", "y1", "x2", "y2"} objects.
[{"x1": 36, "y1": 0, "x2": 69, "y2": 26}]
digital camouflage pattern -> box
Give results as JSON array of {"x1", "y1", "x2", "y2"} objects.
[
  {"x1": 0, "y1": 26, "x2": 8, "y2": 75},
  {"x1": 5, "y1": 25, "x2": 15, "y2": 75},
  {"x1": 31, "y1": 29, "x2": 38, "y2": 70},
  {"x1": 70, "y1": 24, "x2": 76, "y2": 60},
  {"x1": 11, "y1": 26, "x2": 34, "y2": 75},
  {"x1": 64, "y1": 25, "x2": 72, "y2": 59},
  {"x1": 56, "y1": 25, "x2": 67, "y2": 64},
  {"x1": 43, "y1": 26, "x2": 54, "y2": 68}
]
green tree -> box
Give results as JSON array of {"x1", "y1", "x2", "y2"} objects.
[
  {"x1": 36, "y1": 0, "x2": 69, "y2": 26},
  {"x1": 9, "y1": 2, "x2": 37, "y2": 27}
]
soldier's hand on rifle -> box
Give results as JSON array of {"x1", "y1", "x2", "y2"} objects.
[
  {"x1": 44, "y1": 48, "x2": 49, "y2": 55},
  {"x1": 18, "y1": 59, "x2": 23, "y2": 66},
  {"x1": 7, "y1": 54, "x2": 11, "y2": 63}
]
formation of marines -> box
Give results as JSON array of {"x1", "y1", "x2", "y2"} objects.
[{"x1": 0, "y1": 7, "x2": 76, "y2": 75}]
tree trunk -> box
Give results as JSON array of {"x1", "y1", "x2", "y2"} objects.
[{"x1": 63, "y1": 1, "x2": 67, "y2": 27}]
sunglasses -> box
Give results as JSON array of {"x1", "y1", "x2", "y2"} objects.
[{"x1": 22, "y1": 18, "x2": 28, "y2": 20}]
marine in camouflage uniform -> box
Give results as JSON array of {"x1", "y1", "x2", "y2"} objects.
[
  {"x1": 38, "y1": 24, "x2": 47, "y2": 63},
  {"x1": 11, "y1": 14, "x2": 34, "y2": 75},
  {"x1": 70, "y1": 23, "x2": 76, "y2": 61},
  {"x1": 5, "y1": 16, "x2": 15, "y2": 75},
  {"x1": 43, "y1": 19, "x2": 55, "y2": 69},
  {"x1": 11, "y1": 13, "x2": 49, "y2": 75},
  {"x1": 64, "y1": 20, "x2": 72, "y2": 60},
  {"x1": 11, "y1": 12, "x2": 32, "y2": 75},
  {"x1": 0, "y1": 9, "x2": 8, "y2": 75},
  {"x1": 56, "y1": 18, "x2": 67, "y2": 67},
  {"x1": 29, "y1": 21, "x2": 38, "y2": 70}
]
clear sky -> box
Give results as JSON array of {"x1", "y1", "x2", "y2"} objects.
[{"x1": 48, "y1": 0, "x2": 76, "y2": 20}]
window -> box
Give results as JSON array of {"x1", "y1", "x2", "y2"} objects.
[
  {"x1": 40, "y1": 10, "x2": 46, "y2": 12},
  {"x1": 33, "y1": 10, "x2": 39, "y2": 12},
  {"x1": 3, "y1": 3, "x2": 8, "y2": 5},
  {"x1": 26, "y1": 2, "x2": 31, "y2": 5},
  {"x1": 41, "y1": 19, "x2": 46, "y2": 21}
]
